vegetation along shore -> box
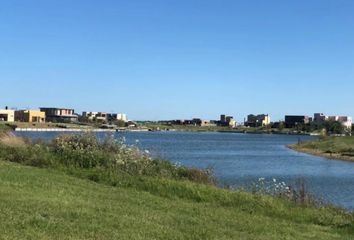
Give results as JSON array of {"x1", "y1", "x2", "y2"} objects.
[
  {"x1": 289, "y1": 136, "x2": 354, "y2": 162},
  {"x1": 0, "y1": 130, "x2": 353, "y2": 239}
]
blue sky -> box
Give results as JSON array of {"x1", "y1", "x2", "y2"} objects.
[{"x1": 0, "y1": 0, "x2": 353, "y2": 121}]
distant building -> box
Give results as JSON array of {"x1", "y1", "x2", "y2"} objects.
[
  {"x1": 15, "y1": 110, "x2": 45, "y2": 123},
  {"x1": 0, "y1": 108, "x2": 15, "y2": 122},
  {"x1": 191, "y1": 118, "x2": 212, "y2": 127},
  {"x1": 82, "y1": 111, "x2": 98, "y2": 121},
  {"x1": 160, "y1": 118, "x2": 214, "y2": 127},
  {"x1": 82, "y1": 111, "x2": 110, "y2": 122},
  {"x1": 314, "y1": 113, "x2": 327, "y2": 123},
  {"x1": 338, "y1": 116, "x2": 352, "y2": 129},
  {"x1": 314, "y1": 113, "x2": 352, "y2": 129},
  {"x1": 245, "y1": 114, "x2": 271, "y2": 127},
  {"x1": 107, "y1": 113, "x2": 128, "y2": 122},
  {"x1": 95, "y1": 112, "x2": 107, "y2": 122},
  {"x1": 284, "y1": 115, "x2": 310, "y2": 128},
  {"x1": 219, "y1": 114, "x2": 237, "y2": 128},
  {"x1": 220, "y1": 114, "x2": 226, "y2": 123},
  {"x1": 40, "y1": 107, "x2": 78, "y2": 123}
]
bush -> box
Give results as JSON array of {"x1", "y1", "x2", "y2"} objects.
[{"x1": 0, "y1": 133, "x2": 216, "y2": 186}]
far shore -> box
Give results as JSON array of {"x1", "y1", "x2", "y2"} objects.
[
  {"x1": 288, "y1": 144, "x2": 354, "y2": 163},
  {"x1": 11, "y1": 127, "x2": 313, "y2": 136},
  {"x1": 2, "y1": 122, "x2": 319, "y2": 136}
]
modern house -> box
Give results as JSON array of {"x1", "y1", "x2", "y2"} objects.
[
  {"x1": 95, "y1": 112, "x2": 108, "y2": 122},
  {"x1": 219, "y1": 114, "x2": 237, "y2": 128},
  {"x1": 314, "y1": 113, "x2": 327, "y2": 123},
  {"x1": 245, "y1": 114, "x2": 270, "y2": 127},
  {"x1": 15, "y1": 110, "x2": 45, "y2": 123},
  {"x1": 40, "y1": 107, "x2": 78, "y2": 123},
  {"x1": 107, "y1": 113, "x2": 128, "y2": 122},
  {"x1": 82, "y1": 112, "x2": 107, "y2": 122},
  {"x1": 82, "y1": 111, "x2": 98, "y2": 121},
  {"x1": 284, "y1": 115, "x2": 311, "y2": 128},
  {"x1": 0, "y1": 108, "x2": 15, "y2": 122}
]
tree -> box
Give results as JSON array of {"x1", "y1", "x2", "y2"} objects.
[{"x1": 323, "y1": 121, "x2": 345, "y2": 135}]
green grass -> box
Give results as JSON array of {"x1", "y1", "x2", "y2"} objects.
[
  {"x1": 295, "y1": 136, "x2": 354, "y2": 158},
  {"x1": 0, "y1": 123, "x2": 11, "y2": 131},
  {"x1": 0, "y1": 160, "x2": 353, "y2": 240},
  {"x1": 0, "y1": 133, "x2": 354, "y2": 239}
]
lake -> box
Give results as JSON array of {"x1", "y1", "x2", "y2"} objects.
[{"x1": 15, "y1": 131, "x2": 354, "y2": 210}]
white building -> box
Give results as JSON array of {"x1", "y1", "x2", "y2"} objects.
[
  {"x1": 337, "y1": 116, "x2": 352, "y2": 129},
  {"x1": 117, "y1": 113, "x2": 128, "y2": 122},
  {"x1": 0, "y1": 109, "x2": 15, "y2": 122},
  {"x1": 107, "y1": 113, "x2": 128, "y2": 122}
]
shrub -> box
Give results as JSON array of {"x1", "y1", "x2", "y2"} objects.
[
  {"x1": 0, "y1": 133, "x2": 216, "y2": 186},
  {"x1": 249, "y1": 177, "x2": 322, "y2": 207}
]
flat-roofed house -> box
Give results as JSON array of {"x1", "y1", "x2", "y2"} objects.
[
  {"x1": 15, "y1": 110, "x2": 45, "y2": 123},
  {"x1": 82, "y1": 111, "x2": 98, "y2": 121},
  {"x1": 0, "y1": 109, "x2": 15, "y2": 122},
  {"x1": 314, "y1": 113, "x2": 352, "y2": 129},
  {"x1": 40, "y1": 107, "x2": 78, "y2": 123},
  {"x1": 95, "y1": 112, "x2": 108, "y2": 122},
  {"x1": 285, "y1": 115, "x2": 310, "y2": 128},
  {"x1": 107, "y1": 113, "x2": 128, "y2": 122},
  {"x1": 246, "y1": 114, "x2": 271, "y2": 127},
  {"x1": 82, "y1": 111, "x2": 108, "y2": 122},
  {"x1": 219, "y1": 114, "x2": 237, "y2": 127}
]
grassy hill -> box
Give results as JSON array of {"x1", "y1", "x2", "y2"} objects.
[
  {"x1": 1, "y1": 160, "x2": 354, "y2": 240},
  {"x1": 0, "y1": 133, "x2": 353, "y2": 239}
]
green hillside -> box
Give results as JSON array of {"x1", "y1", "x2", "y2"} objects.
[{"x1": 0, "y1": 133, "x2": 353, "y2": 239}]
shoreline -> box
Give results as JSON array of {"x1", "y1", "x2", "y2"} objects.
[
  {"x1": 14, "y1": 128, "x2": 150, "y2": 132},
  {"x1": 288, "y1": 144, "x2": 354, "y2": 163},
  {"x1": 12, "y1": 127, "x2": 313, "y2": 136}
]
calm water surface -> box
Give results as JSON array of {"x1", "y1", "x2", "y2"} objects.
[{"x1": 16, "y1": 131, "x2": 354, "y2": 210}]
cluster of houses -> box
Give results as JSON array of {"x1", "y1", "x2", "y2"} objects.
[
  {"x1": 1, "y1": 106, "x2": 352, "y2": 131},
  {"x1": 158, "y1": 114, "x2": 271, "y2": 128},
  {"x1": 0, "y1": 106, "x2": 128, "y2": 124},
  {"x1": 158, "y1": 114, "x2": 238, "y2": 128},
  {"x1": 284, "y1": 113, "x2": 352, "y2": 129},
  {"x1": 158, "y1": 112, "x2": 352, "y2": 130}
]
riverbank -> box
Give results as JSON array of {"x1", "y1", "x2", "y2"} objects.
[
  {"x1": 0, "y1": 122, "x2": 150, "y2": 132},
  {"x1": 0, "y1": 133, "x2": 353, "y2": 239},
  {"x1": 2, "y1": 122, "x2": 317, "y2": 135},
  {"x1": 143, "y1": 123, "x2": 316, "y2": 135},
  {"x1": 288, "y1": 136, "x2": 354, "y2": 162}
]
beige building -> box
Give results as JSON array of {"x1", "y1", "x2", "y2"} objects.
[
  {"x1": 15, "y1": 110, "x2": 46, "y2": 123},
  {"x1": 0, "y1": 109, "x2": 15, "y2": 122},
  {"x1": 246, "y1": 114, "x2": 271, "y2": 127},
  {"x1": 82, "y1": 111, "x2": 108, "y2": 122}
]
